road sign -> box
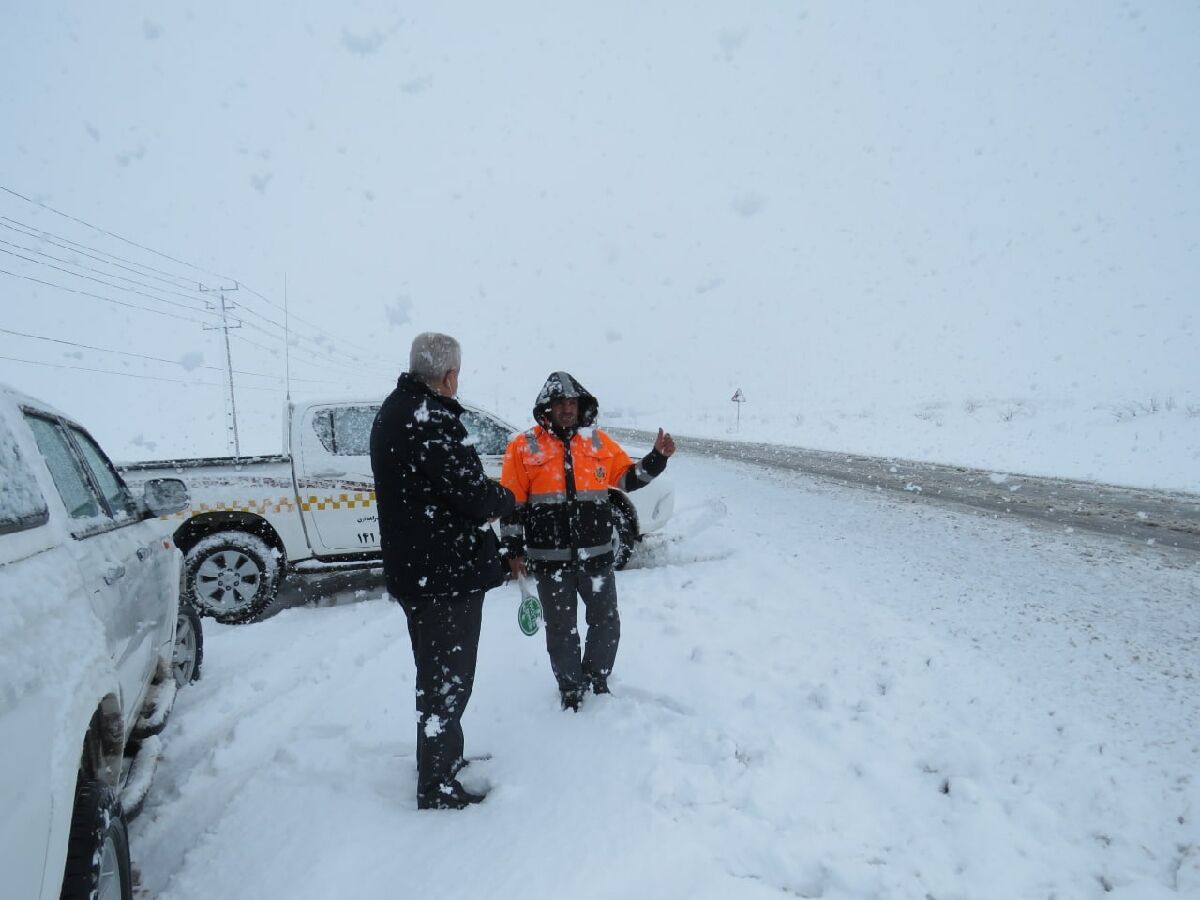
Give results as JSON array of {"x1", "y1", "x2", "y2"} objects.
[{"x1": 731, "y1": 388, "x2": 746, "y2": 428}]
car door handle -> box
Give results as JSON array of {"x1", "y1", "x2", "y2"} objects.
[
  {"x1": 136, "y1": 545, "x2": 152, "y2": 561},
  {"x1": 104, "y1": 565, "x2": 126, "y2": 585}
]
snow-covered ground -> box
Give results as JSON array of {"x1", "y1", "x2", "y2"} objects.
[{"x1": 133, "y1": 455, "x2": 1199, "y2": 899}]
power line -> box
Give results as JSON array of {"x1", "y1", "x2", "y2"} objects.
[
  {"x1": 0, "y1": 244, "x2": 212, "y2": 316},
  {"x1": 0, "y1": 184, "x2": 395, "y2": 367},
  {"x1": 0, "y1": 231, "x2": 213, "y2": 311},
  {"x1": 0, "y1": 353, "x2": 284, "y2": 391},
  {"x1": 229, "y1": 333, "x2": 384, "y2": 386},
  {"x1": 0, "y1": 218, "x2": 386, "y2": 381},
  {"x1": 0, "y1": 184, "x2": 231, "y2": 283},
  {"x1": 230, "y1": 280, "x2": 394, "y2": 366},
  {"x1": 235, "y1": 322, "x2": 394, "y2": 380},
  {"x1": 0, "y1": 255, "x2": 386, "y2": 385},
  {"x1": 0, "y1": 187, "x2": 394, "y2": 421},
  {"x1": 5, "y1": 211, "x2": 396, "y2": 373},
  {"x1": 0, "y1": 326, "x2": 335, "y2": 385},
  {"x1": 0, "y1": 266, "x2": 210, "y2": 325},
  {"x1": 232, "y1": 301, "x2": 396, "y2": 375},
  {"x1": 0, "y1": 218, "x2": 205, "y2": 294}
]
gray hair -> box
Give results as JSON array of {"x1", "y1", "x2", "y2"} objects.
[{"x1": 408, "y1": 332, "x2": 462, "y2": 384}]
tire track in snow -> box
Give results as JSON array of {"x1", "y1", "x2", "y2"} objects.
[{"x1": 133, "y1": 600, "x2": 406, "y2": 896}]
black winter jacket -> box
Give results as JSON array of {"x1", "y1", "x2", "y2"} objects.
[{"x1": 369, "y1": 373, "x2": 515, "y2": 599}]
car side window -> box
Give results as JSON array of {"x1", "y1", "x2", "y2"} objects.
[
  {"x1": 460, "y1": 411, "x2": 514, "y2": 456},
  {"x1": 69, "y1": 427, "x2": 140, "y2": 521},
  {"x1": 311, "y1": 409, "x2": 335, "y2": 453},
  {"x1": 23, "y1": 414, "x2": 104, "y2": 522},
  {"x1": 312, "y1": 405, "x2": 380, "y2": 456},
  {"x1": 332, "y1": 406, "x2": 379, "y2": 456},
  {"x1": 0, "y1": 416, "x2": 49, "y2": 535}
]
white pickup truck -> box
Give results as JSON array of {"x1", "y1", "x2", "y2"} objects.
[
  {"x1": 121, "y1": 398, "x2": 675, "y2": 624},
  {"x1": 0, "y1": 383, "x2": 198, "y2": 900}
]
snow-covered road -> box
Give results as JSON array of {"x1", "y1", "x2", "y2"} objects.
[{"x1": 133, "y1": 456, "x2": 1199, "y2": 899}]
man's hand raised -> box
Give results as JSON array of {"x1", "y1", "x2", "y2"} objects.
[{"x1": 654, "y1": 428, "x2": 676, "y2": 458}]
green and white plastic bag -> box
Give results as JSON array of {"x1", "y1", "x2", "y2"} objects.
[{"x1": 516, "y1": 575, "x2": 543, "y2": 636}]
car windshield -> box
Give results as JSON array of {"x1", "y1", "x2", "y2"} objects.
[{"x1": 461, "y1": 410, "x2": 514, "y2": 456}]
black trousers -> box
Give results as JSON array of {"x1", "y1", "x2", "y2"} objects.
[
  {"x1": 396, "y1": 591, "x2": 484, "y2": 797},
  {"x1": 535, "y1": 567, "x2": 619, "y2": 691}
]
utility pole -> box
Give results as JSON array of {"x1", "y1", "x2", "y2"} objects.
[{"x1": 200, "y1": 282, "x2": 242, "y2": 456}]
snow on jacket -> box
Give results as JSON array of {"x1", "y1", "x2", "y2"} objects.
[
  {"x1": 370, "y1": 372, "x2": 515, "y2": 598},
  {"x1": 500, "y1": 372, "x2": 668, "y2": 573}
]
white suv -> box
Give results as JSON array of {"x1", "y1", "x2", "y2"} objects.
[{"x1": 0, "y1": 385, "x2": 196, "y2": 900}]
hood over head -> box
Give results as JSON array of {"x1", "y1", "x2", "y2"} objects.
[{"x1": 533, "y1": 371, "x2": 598, "y2": 430}]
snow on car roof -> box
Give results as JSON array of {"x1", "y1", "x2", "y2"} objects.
[
  {"x1": 286, "y1": 395, "x2": 519, "y2": 432},
  {"x1": 0, "y1": 382, "x2": 78, "y2": 425},
  {"x1": 289, "y1": 396, "x2": 384, "y2": 408}
]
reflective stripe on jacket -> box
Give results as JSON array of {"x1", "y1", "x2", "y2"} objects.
[{"x1": 501, "y1": 425, "x2": 649, "y2": 572}]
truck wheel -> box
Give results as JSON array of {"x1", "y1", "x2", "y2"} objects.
[
  {"x1": 611, "y1": 498, "x2": 638, "y2": 570},
  {"x1": 184, "y1": 531, "x2": 281, "y2": 624},
  {"x1": 60, "y1": 781, "x2": 132, "y2": 900},
  {"x1": 173, "y1": 601, "x2": 204, "y2": 685}
]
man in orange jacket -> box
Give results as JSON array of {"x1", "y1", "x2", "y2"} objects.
[{"x1": 500, "y1": 372, "x2": 675, "y2": 711}]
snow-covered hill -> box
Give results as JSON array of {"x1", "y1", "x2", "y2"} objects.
[{"x1": 1, "y1": 2, "x2": 1196, "y2": 489}]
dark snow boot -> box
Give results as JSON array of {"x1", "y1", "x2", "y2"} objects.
[
  {"x1": 417, "y1": 779, "x2": 487, "y2": 811},
  {"x1": 588, "y1": 675, "x2": 610, "y2": 695},
  {"x1": 450, "y1": 753, "x2": 493, "y2": 777},
  {"x1": 560, "y1": 687, "x2": 584, "y2": 712}
]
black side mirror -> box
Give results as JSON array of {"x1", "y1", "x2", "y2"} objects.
[{"x1": 143, "y1": 478, "x2": 189, "y2": 517}]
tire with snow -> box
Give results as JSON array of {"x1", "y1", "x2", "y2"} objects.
[
  {"x1": 173, "y1": 600, "x2": 204, "y2": 685},
  {"x1": 59, "y1": 780, "x2": 132, "y2": 900},
  {"x1": 183, "y1": 531, "x2": 280, "y2": 624},
  {"x1": 610, "y1": 496, "x2": 638, "y2": 570}
]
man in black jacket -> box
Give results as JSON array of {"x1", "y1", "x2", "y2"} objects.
[{"x1": 370, "y1": 332, "x2": 515, "y2": 810}]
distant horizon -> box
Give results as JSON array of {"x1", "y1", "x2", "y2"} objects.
[{"x1": 2, "y1": 2, "x2": 1195, "y2": 485}]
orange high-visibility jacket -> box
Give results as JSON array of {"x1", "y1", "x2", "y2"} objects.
[{"x1": 500, "y1": 425, "x2": 660, "y2": 571}]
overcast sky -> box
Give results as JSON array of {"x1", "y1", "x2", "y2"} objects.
[{"x1": 2, "y1": 1, "x2": 1196, "y2": 459}]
